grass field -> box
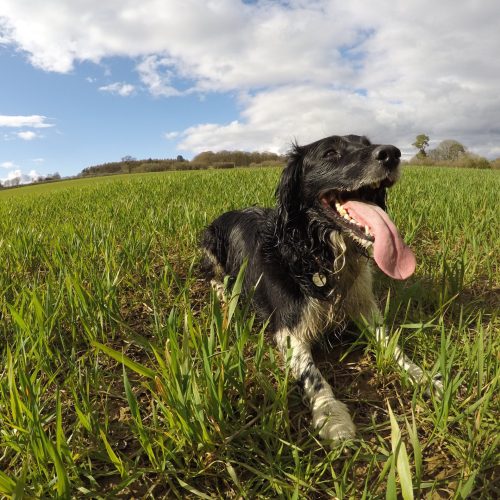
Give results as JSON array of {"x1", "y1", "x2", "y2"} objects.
[{"x1": 0, "y1": 167, "x2": 498, "y2": 498}]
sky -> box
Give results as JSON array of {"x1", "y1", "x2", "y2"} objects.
[{"x1": 1, "y1": 0, "x2": 499, "y2": 183}]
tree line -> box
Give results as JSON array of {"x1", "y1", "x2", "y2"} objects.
[
  {"x1": 409, "y1": 134, "x2": 497, "y2": 169},
  {"x1": 2, "y1": 139, "x2": 498, "y2": 189},
  {"x1": 78, "y1": 151, "x2": 285, "y2": 177}
]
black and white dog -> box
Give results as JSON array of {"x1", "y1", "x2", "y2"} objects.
[{"x1": 201, "y1": 134, "x2": 442, "y2": 442}]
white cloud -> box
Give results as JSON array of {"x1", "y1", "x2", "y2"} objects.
[
  {"x1": 1, "y1": 169, "x2": 22, "y2": 181},
  {"x1": 0, "y1": 115, "x2": 53, "y2": 128},
  {"x1": 177, "y1": 85, "x2": 409, "y2": 154},
  {"x1": 16, "y1": 130, "x2": 38, "y2": 140},
  {"x1": 1, "y1": 1, "x2": 500, "y2": 156},
  {"x1": 0, "y1": 168, "x2": 42, "y2": 186},
  {"x1": 1, "y1": 159, "x2": 44, "y2": 185},
  {"x1": 137, "y1": 56, "x2": 184, "y2": 97},
  {"x1": 164, "y1": 131, "x2": 180, "y2": 140},
  {"x1": 99, "y1": 82, "x2": 136, "y2": 96},
  {"x1": 1, "y1": 161, "x2": 17, "y2": 169}
]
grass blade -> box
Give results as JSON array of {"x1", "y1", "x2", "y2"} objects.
[
  {"x1": 388, "y1": 403, "x2": 414, "y2": 500},
  {"x1": 92, "y1": 340, "x2": 155, "y2": 378}
]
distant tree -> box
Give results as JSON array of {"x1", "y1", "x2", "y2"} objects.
[
  {"x1": 192, "y1": 151, "x2": 216, "y2": 165},
  {"x1": 192, "y1": 150, "x2": 280, "y2": 167},
  {"x1": 121, "y1": 156, "x2": 137, "y2": 174},
  {"x1": 428, "y1": 140, "x2": 466, "y2": 161},
  {"x1": 460, "y1": 154, "x2": 491, "y2": 169},
  {"x1": 491, "y1": 158, "x2": 500, "y2": 170},
  {"x1": 176, "y1": 154, "x2": 185, "y2": 162},
  {"x1": 412, "y1": 134, "x2": 430, "y2": 158},
  {"x1": 45, "y1": 172, "x2": 61, "y2": 181}
]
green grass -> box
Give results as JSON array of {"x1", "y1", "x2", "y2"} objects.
[{"x1": 0, "y1": 166, "x2": 498, "y2": 498}]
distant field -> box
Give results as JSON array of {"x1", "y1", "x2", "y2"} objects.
[{"x1": 0, "y1": 167, "x2": 498, "y2": 497}]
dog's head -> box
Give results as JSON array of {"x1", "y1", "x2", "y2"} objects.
[{"x1": 276, "y1": 134, "x2": 415, "y2": 280}]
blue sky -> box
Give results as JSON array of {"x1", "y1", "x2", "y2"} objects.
[
  {"x1": 1, "y1": 0, "x2": 499, "y2": 183},
  {"x1": 0, "y1": 48, "x2": 238, "y2": 179}
]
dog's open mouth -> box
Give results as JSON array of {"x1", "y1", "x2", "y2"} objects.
[{"x1": 320, "y1": 180, "x2": 416, "y2": 280}]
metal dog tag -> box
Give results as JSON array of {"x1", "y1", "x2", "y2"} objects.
[{"x1": 312, "y1": 272, "x2": 327, "y2": 287}]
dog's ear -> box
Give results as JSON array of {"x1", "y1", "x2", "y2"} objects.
[{"x1": 276, "y1": 142, "x2": 304, "y2": 226}]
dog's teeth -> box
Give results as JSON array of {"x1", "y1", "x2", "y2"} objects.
[
  {"x1": 336, "y1": 203, "x2": 348, "y2": 216},
  {"x1": 364, "y1": 225, "x2": 370, "y2": 235}
]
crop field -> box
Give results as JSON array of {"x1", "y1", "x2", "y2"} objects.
[{"x1": 0, "y1": 166, "x2": 498, "y2": 498}]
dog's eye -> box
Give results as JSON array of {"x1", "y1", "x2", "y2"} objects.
[{"x1": 323, "y1": 149, "x2": 340, "y2": 159}]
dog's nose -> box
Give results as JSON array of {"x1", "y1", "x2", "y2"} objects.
[{"x1": 373, "y1": 145, "x2": 401, "y2": 170}]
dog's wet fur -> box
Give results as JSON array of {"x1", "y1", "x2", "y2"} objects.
[{"x1": 200, "y1": 134, "x2": 441, "y2": 442}]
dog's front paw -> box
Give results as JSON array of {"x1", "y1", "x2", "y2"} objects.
[
  {"x1": 312, "y1": 400, "x2": 356, "y2": 442},
  {"x1": 428, "y1": 373, "x2": 444, "y2": 398},
  {"x1": 319, "y1": 418, "x2": 357, "y2": 442},
  {"x1": 423, "y1": 372, "x2": 444, "y2": 399},
  {"x1": 210, "y1": 279, "x2": 226, "y2": 302}
]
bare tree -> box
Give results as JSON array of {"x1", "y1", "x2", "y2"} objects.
[{"x1": 428, "y1": 140, "x2": 466, "y2": 161}]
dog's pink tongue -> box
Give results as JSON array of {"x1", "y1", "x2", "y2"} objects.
[{"x1": 343, "y1": 201, "x2": 416, "y2": 280}]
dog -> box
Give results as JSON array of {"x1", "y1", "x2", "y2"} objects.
[{"x1": 200, "y1": 134, "x2": 442, "y2": 442}]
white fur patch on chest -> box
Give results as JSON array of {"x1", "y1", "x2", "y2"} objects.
[
  {"x1": 294, "y1": 296, "x2": 346, "y2": 343},
  {"x1": 296, "y1": 247, "x2": 375, "y2": 343}
]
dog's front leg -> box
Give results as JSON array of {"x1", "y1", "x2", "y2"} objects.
[
  {"x1": 345, "y1": 266, "x2": 443, "y2": 396},
  {"x1": 375, "y1": 326, "x2": 444, "y2": 396},
  {"x1": 275, "y1": 329, "x2": 356, "y2": 442},
  {"x1": 356, "y1": 313, "x2": 444, "y2": 396}
]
